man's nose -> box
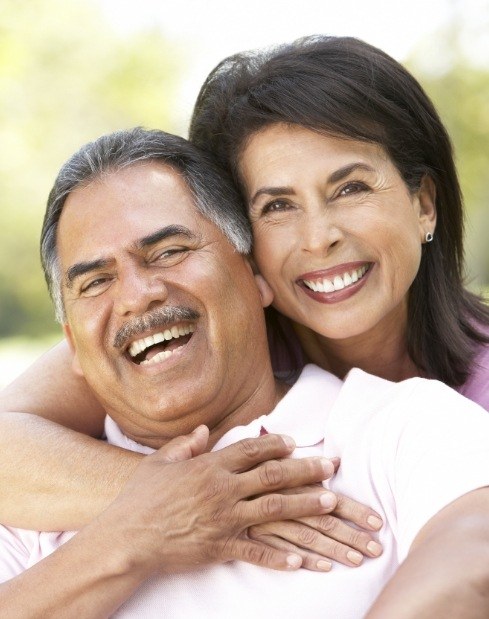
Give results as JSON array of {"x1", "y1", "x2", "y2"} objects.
[{"x1": 113, "y1": 267, "x2": 169, "y2": 317}]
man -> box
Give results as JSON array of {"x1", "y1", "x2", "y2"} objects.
[{"x1": 1, "y1": 128, "x2": 489, "y2": 618}]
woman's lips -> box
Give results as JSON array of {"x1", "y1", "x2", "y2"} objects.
[{"x1": 297, "y1": 262, "x2": 373, "y2": 304}]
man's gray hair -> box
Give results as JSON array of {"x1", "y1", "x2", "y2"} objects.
[{"x1": 41, "y1": 127, "x2": 252, "y2": 322}]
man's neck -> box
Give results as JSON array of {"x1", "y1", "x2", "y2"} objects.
[
  {"x1": 205, "y1": 378, "x2": 290, "y2": 450},
  {"x1": 113, "y1": 370, "x2": 290, "y2": 452}
]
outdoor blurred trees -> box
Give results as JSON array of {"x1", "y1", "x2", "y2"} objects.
[
  {"x1": 0, "y1": 0, "x2": 488, "y2": 340},
  {"x1": 408, "y1": 33, "x2": 489, "y2": 292},
  {"x1": 0, "y1": 0, "x2": 182, "y2": 337}
]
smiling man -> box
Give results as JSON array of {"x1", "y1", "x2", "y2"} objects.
[{"x1": 1, "y1": 128, "x2": 489, "y2": 618}]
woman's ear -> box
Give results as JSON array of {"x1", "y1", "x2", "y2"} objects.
[
  {"x1": 254, "y1": 274, "x2": 274, "y2": 308},
  {"x1": 62, "y1": 324, "x2": 84, "y2": 377},
  {"x1": 417, "y1": 175, "x2": 437, "y2": 240}
]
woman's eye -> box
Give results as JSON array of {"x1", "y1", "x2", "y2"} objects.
[
  {"x1": 338, "y1": 181, "x2": 369, "y2": 197},
  {"x1": 261, "y1": 200, "x2": 291, "y2": 215}
]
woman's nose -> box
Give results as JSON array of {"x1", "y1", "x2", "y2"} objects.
[{"x1": 299, "y1": 209, "x2": 343, "y2": 256}]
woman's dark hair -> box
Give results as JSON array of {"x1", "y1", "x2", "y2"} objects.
[{"x1": 189, "y1": 35, "x2": 489, "y2": 386}]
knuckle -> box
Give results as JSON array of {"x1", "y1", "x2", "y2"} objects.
[
  {"x1": 297, "y1": 526, "x2": 319, "y2": 546},
  {"x1": 242, "y1": 543, "x2": 273, "y2": 565},
  {"x1": 336, "y1": 495, "x2": 364, "y2": 521},
  {"x1": 247, "y1": 525, "x2": 266, "y2": 541},
  {"x1": 238, "y1": 438, "x2": 261, "y2": 460},
  {"x1": 260, "y1": 494, "x2": 285, "y2": 519},
  {"x1": 202, "y1": 473, "x2": 232, "y2": 501},
  {"x1": 259, "y1": 460, "x2": 285, "y2": 488},
  {"x1": 330, "y1": 541, "x2": 347, "y2": 562},
  {"x1": 316, "y1": 515, "x2": 338, "y2": 535},
  {"x1": 349, "y1": 529, "x2": 370, "y2": 548}
]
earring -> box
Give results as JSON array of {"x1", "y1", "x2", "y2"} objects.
[{"x1": 425, "y1": 231, "x2": 434, "y2": 243}]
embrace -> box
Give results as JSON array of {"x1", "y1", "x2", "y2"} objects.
[{"x1": 1, "y1": 36, "x2": 488, "y2": 618}]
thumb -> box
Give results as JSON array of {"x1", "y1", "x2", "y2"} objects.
[{"x1": 156, "y1": 425, "x2": 210, "y2": 463}]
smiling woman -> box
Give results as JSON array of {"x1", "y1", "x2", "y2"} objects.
[
  {"x1": 189, "y1": 35, "x2": 489, "y2": 402},
  {"x1": 0, "y1": 37, "x2": 488, "y2": 603},
  {"x1": 240, "y1": 126, "x2": 435, "y2": 365}
]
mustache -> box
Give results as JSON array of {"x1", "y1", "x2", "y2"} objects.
[{"x1": 113, "y1": 306, "x2": 200, "y2": 350}]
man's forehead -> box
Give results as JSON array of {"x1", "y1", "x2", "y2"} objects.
[
  {"x1": 57, "y1": 162, "x2": 235, "y2": 277},
  {"x1": 59, "y1": 162, "x2": 220, "y2": 240}
]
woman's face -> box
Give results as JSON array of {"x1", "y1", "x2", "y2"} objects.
[{"x1": 239, "y1": 123, "x2": 436, "y2": 342}]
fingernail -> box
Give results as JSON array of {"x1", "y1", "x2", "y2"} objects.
[
  {"x1": 317, "y1": 560, "x2": 332, "y2": 571},
  {"x1": 286, "y1": 554, "x2": 302, "y2": 569},
  {"x1": 320, "y1": 457, "x2": 334, "y2": 475},
  {"x1": 347, "y1": 550, "x2": 363, "y2": 565},
  {"x1": 367, "y1": 541, "x2": 382, "y2": 557},
  {"x1": 281, "y1": 435, "x2": 296, "y2": 450},
  {"x1": 367, "y1": 515, "x2": 383, "y2": 530},
  {"x1": 319, "y1": 491, "x2": 336, "y2": 509}
]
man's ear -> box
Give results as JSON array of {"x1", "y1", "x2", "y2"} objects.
[
  {"x1": 417, "y1": 175, "x2": 437, "y2": 240},
  {"x1": 254, "y1": 274, "x2": 274, "y2": 308},
  {"x1": 62, "y1": 323, "x2": 84, "y2": 377}
]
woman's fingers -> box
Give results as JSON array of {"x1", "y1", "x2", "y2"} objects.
[
  {"x1": 332, "y1": 494, "x2": 383, "y2": 532},
  {"x1": 248, "y1": 518, "x2": 381, "y2": 568}
]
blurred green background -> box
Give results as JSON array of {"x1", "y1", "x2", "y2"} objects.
[{"x1": 1, "y1": 0, "x2": 488, "y2": 386}]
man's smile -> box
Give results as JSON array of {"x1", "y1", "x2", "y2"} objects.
[{"x1": 127, "y1": 323, "x2": 196, "y2": 366}]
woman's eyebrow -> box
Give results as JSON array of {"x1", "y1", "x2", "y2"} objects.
[
  {"x1": 249, "y1": 186, "x2": 295, "y2": 206},
  {"x1": 249, "y1": 163, "x2": 376, "y2": 205},
  {"x1": 327, "y1": 162, "x2": 375, "y2": 184}
]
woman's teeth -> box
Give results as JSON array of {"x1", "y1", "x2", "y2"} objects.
[{"x1": 303, "y1": 264, "x2": 369, "y2": 293}]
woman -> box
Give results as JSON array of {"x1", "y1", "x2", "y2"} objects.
[
  {"x1": 0, "y1": 36, "x2": 488, "y2": 564},
  {"x1": 189, "y1": 35, "x2": 489, "y2": 403}
]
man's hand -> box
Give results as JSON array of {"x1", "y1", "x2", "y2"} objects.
[
  {"x1": 248, "y1": 484, "x2": 383, "y2": 571},
  {"x1": 102, "y1": 431, "x2": 337, "y2": 576}
]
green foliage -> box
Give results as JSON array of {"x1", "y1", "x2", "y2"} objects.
[
  {"x1": 0, "y1": 0, "x2": 183, "y2": 337},
  {"x1": 408, "y1": 53, "x2": 489, "y2": 288}
]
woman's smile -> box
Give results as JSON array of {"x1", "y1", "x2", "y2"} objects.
[
  {"x1": 239, "y1": 123, "x2": 435, "y2": 343},
  {"x1": 298, "y1": 262, "x2": 373, "y2": 304}
]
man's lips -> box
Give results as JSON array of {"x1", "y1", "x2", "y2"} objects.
[
  {"x1": 126, "y1": 323, "x2": 196, "y2": 366},
  {"x1": 298, "y1": 262, "x2": 372, "y2": 294}
]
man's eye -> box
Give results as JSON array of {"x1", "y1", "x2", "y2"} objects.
[
  {"x1": 153, "y1": 247, "x2": 188, "y2": 263},
  {"x1": 338, "y1": 181, "x2": 369, "y2": 197},
  {"x1": 81, "y1": 277, "x2": 109, "y2": 294}
]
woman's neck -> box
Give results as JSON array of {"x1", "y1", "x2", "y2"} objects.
[{"x1": 293, "y1": 315, "x2": 422, "y2": 382}]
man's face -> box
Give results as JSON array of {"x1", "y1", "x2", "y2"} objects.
[{"x1": 59, "y1": 162, "x2": 272, "y2": 446}]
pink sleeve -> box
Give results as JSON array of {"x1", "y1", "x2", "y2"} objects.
[
  {"x1": 456, "y1": 341, "x2": 489, "y2": 411},
  {"x1": 0, "y1": 526, "x2": 31, "y2": 582}
]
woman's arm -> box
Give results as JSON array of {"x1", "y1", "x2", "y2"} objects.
[
  {"x1": 0, "y1": 412, "x2": 142, "y2": 530},
  {"x1": 0, "y1": 340, "x2": 104, "y2": 435},
  {"x1": 366, "y1": 488, "x2": 489, "y2": 618},
  {"x1": 0, "y1": 340, "x2": 140, "y2": 529},
  {"x1": 0, "y1": 340, "x2": 382, "y2": 564}
]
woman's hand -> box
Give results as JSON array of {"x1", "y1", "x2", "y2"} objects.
[{"x1": 248, "y1": 484, "x2": 383, "y2": 571}]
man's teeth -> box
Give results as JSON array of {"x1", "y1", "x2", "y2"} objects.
[
  {"x1": 140, "y1": 345, "x2": 185, "y2": 366},
  {"x1": 304, "y1": 265, "x2": 369, "y2": 293},
  {"x1": 128, "y1": 324, "x2": 195, "y2": 358}
]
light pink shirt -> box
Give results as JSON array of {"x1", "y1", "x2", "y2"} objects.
[{"x1": 2, "y1": 366, "x2": 489, "y2": 618}]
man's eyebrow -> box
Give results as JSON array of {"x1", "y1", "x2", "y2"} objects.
[
  {"x1": 136, "y1": 225, "x2": 197, "y2": 249},
  {"x1": 66, "y1": 259, "x2": 111, "y2": 288},
  {"x1": 249, "y1": 163, "x2": 376, "y2": 205}
]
